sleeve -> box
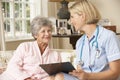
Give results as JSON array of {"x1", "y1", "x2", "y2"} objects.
[
  {"x1": 6, "y1": 43, "x2": 30, "y2": 80},
  {"x1": 105, "y1": 32, "x2": 120, "y2": 62}
]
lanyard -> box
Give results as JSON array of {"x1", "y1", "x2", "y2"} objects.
[{"x1": 79, "y1": 26, "x2": 99, "y2": 65}]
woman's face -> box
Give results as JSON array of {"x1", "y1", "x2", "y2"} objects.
[
  {"x1": 70, "y1": 12, "x2": 85, "y2": 31},
  {"x1": 35, "y1": 26, "x2": 52, "y2": 44}
]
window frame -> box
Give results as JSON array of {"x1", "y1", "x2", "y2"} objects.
[{"x1": 1, "y1": 0, "x2": 49, "y2": 41}]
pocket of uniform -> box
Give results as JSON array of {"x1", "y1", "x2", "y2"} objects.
[{"x1": 95, "y1": 50, "x2": 108, "y2": 68}]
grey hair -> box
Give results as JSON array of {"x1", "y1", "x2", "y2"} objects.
[{"x1": 31, "y1": 16, "x2": 52, "y2": 39}]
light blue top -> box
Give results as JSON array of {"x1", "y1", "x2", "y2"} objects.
[{"x1": 76, "y1": 25, "x2": 120, "y2": 73}]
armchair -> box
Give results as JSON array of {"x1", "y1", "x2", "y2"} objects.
[{"x1": 0, "y1": 49, "x2": 76, "y2": 74}]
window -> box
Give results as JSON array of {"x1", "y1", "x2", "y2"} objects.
[
  {"x1": 1, "y1": 0, "x2": 48, "y2": 41},
  {"x1": 2, "y1": 0, "x2": 31, "y2": 39}
]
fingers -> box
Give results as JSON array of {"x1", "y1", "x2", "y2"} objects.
[
  {"x1": 69, "y1": 69, "x2": 84, "y2": 78},
  {"x1": 69, "y1": 71, "x2": 80, "y2": 77},
  {"x1": 77, "y1": 65, "x2": 82, "y2": 70},
  {"x1": 55, "y1": 73, "x2": 64, "y2": 80},
  {"x1": 25, "y1": 77, "x2": 32, "y2": 80},
  {"x1": 69, "y1": 71, "x2": 83, "y2": 80},
  {"x1": 69, "y1": 70, "x2": 82, "y2": 74},
  {"x1": 46, "y1": 76, "x2": 55, "y2": 80},
  {"x1": 69, "y1": 68, "x2": 83, "y2": 73},
  {"x1": 76, "y1": 69, "x2": 83, "y2": 73},
  {"x1": 69, "y1": 69, "x2": 87, "y2": 80}
]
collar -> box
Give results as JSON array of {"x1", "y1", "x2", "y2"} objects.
[
  {"x1": 85, "y1": 25, "x2": 99, "y2": 43},
  {"x1": 35, "y1": 41, "x2": 50, "y2": 57}
]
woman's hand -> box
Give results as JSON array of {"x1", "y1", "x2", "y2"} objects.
[
  {"x1": 69, "y1": 69, "x2": 88, "y2": 80},
  {"x1": 46, "y1": 76, "x2": 55, "y2": 80},
  {"x1": 24, "y1": 77, "x2": 32, "y2": 80}
]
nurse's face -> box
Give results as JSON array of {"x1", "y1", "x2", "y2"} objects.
[
  {"x1": 35, "y1": 26, "x2": 52, "y2": 44},
  {"x1": 70, "y1": 12, "x2": 85, "y2": 31}
]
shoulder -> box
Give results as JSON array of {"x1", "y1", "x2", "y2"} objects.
[
  {"x1": 98, "y1": 25, "x2": 117, "y2": 40},
  {"x1": 16, "y1": 41, "x2": 36, "y2": 51},
  {"x1": 98, "y1": 25, "x2": 120, "y2": 49},
  {"x1": 13, "y1": 41, "x2": 37, "y2": 57}
]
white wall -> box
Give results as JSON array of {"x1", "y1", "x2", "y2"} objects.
[
  {"x1": 90, "y1": 0, "x2": 120, "y2": 33},
  {"x1": 6, "y1": 39, "x2": 34, "y2": 50},
  {"x1": 69, "y1": 0, "x2": 120, "y2": 33}
]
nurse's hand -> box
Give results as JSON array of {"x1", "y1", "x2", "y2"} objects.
[{"x1": 69, "y1": 69, "x2": 88, "y2": 80}]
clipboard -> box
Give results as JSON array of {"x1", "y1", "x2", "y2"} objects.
[{"x1": 39, "y1": 62, "x2": 75, "y2": 75}]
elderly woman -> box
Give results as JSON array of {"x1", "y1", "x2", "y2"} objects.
[{"x1": 0, "y1": 16, "x2": 61, "y2": 80}]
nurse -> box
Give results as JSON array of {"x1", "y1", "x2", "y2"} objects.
[{"x1": 55, "y1": 0, "x2": 120, "y2": 80}]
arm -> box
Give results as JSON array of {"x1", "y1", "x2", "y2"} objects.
[
  {"x1": 70, "y1": 60, "x2": 120, "y2": 80},
  {"x1": 86, "y1": 33, "x2": 120, "y2": 80},
  {"x1": 70, "y1": 32, "x2": 120, "y2": 80},
  {"x1": 87, "y1": 60, "x2": 120, "y2": 80},
  {"x1": 6, "y1": 43, "x2": 30, "y2": 80}
]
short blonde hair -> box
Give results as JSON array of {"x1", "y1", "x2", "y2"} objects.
[{"x1": 69, "y1": 0, "x2": 101, "y2": 24}]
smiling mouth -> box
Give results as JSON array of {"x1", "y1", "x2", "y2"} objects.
[{"x1": 44, "y1": 37, "x2": 51, "y2": 39}]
